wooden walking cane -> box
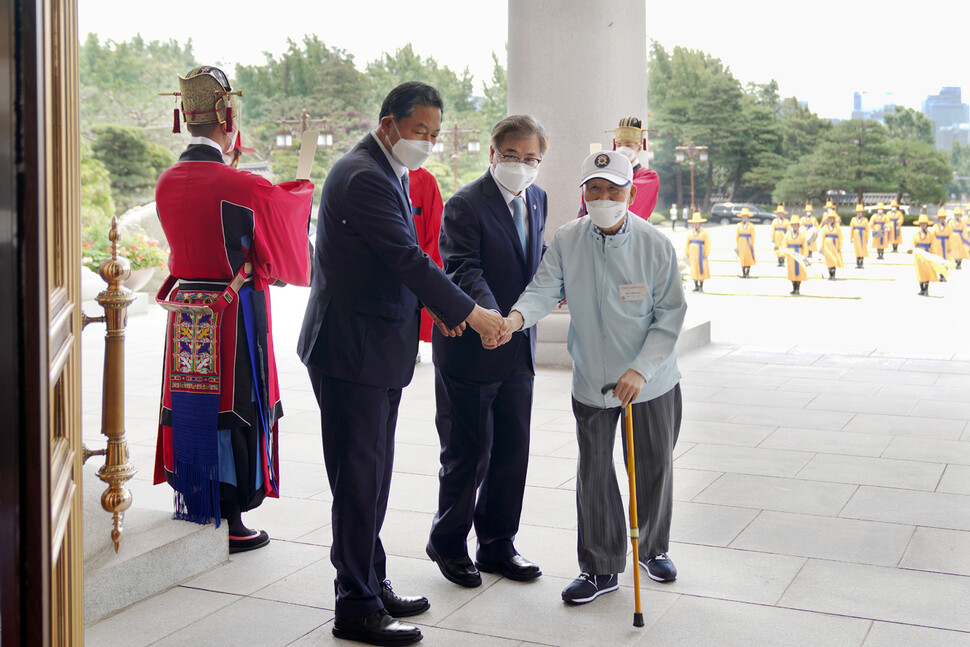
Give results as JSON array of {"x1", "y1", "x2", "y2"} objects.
[{"x1": 603, "y1": 384, "x2": 645, "y2": 627}]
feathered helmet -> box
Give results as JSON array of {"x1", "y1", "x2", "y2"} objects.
[{"x1": 162, "y1": 65, "x2": 243, "y2": 134}]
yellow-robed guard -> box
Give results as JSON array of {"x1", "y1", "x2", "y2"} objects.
[
  {"x1": 850, "y1": 204, "x2": 870, "y2": 268},
  {"x1": 803, "y1": 202, "x2": 819, "y2": 257},
  {"x1": 909, "y1": 213, "x2": 944, "y2": 296},
  {"x1": 950, "y1": 205, "x2": 968, "y2": 269},
  {"x1": 889, "y1": 199, "x2": 905, "y2": 251},
  {"x1": 781, "y1": 215, "x2": 809, "y2": 294},
  {"x1": 771, "y1": 205, "x2": 788, "y2": 266},
  {"x1": 931, "y1": 207, "x2": 953, "y2": 281},
  {"x1": 735, "y1": 207, "x2": 756, "y2": 277},
  {"x1": 820, "y1": 209, "x2": 843, "y2": 280},
  {"x1": 686, "y1": 212, "x2": 711, "y2": 291},
  {"x1": 870, "y1": 202, "x2": 890, "y2": 259}
]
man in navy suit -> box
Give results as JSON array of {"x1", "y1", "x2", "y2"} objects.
[
  {"x1": 297, "y1": 82, "x2": 504, "y2": 647},
  {"x1": 426, "y1": 115, "x2": 549, "y2": 589}
]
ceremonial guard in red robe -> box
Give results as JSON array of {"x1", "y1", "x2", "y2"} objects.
[
  {"x1": 408, "y1": 167, "x2": 444, "y2": 345},
  {"x1": 153, "y1": 66, "x2": 313, "y2": 553}
]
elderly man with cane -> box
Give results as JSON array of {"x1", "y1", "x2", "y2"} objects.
[{"x1": 492, "y1": 150, "x2": 686, "y2": 609}]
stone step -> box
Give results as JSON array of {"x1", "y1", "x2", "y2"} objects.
[
  {"x1": 83, "y1": 463, "x2": 227, "y2": 625},
  {"x1": 535, "y1": 310, "x2": 711, "y2": 368}
]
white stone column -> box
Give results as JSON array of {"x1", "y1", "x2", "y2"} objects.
[{"x1": 508, "y1": 0, "x2": 647, "y2": 235}]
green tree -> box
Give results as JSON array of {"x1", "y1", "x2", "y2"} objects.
[
  {"x1": 365, "y1": 43, "x2": 477, "y2": 116},
  {"x1": 80, "y1": 139, "x2": 116, "y2": 239},
  {"x1": 889, "y1": 139, "x2": 951, "y2": 204},
  {"x1": 90, "y1": 124, "x2": 174, "y2": 213},
  {"x1": 777, "y1": 97, "x2": 831, "y2": 162},
  {"x1": 884, "y1": 105, "x2": 934, "y2": 146},
  {"x1": 80, "y1": 34, "x2": 197, "y2": 134},
  {"x1": 948, "y1": 142, "x2": 970, "y2": 196},
  {"x1": 479, "y1": 51, "x2": 508, "y2": 132}
]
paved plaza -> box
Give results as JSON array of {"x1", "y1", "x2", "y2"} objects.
[{"x1": 83, "y1": 224, "x2": 970, "y2": 646}]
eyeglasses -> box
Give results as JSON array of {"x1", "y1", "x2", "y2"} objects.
[{"x1": 496, "y1": 151, "x2": 542, "y2": 168}]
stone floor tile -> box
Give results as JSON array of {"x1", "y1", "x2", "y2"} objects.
[
  {"x1": 705, "y1": 387, "x2": 818, "y2": 408},
  {"x1": 437, "y1": 573, "x2": 678, "y2": 646},
  {"x1": 639, "y1": 595, "x2": 870, "y2": 647},
  {"x1": 723, "y1": 350, "x2": 823, "y2": 365},
  {"x1": 680, "y1": 401, "x2": 746, "y2": 423},
  {"x1": 812, "y1": 354, "x2": 905, "y2": 370},
  {"x1": 244, "y1": 496, "x2": 333, "y2": 542},
  {"x1": 863, "y1": 621, "x2": 970, "y2": 646},
  {"x1": 910, "y1": 398, "x2": 970, "y2": 421},
  {"x1": 374, "y1": 508, "x2": 436, "y2": 560},
  {"x1": 900, "y1": 357, "x2": 970, "y2": 375},
  {"x1": 840, "y1": 485, "x2": 970, "y2": 531},
  {"x1": 84, "y1": 587, "x2": 239, "y2": 647},
  {"x1": 934, "y1": 373, "x2": 970, "y2": 388},
  {"x1": 730, "y1": 510, "x2": 912, "y2": 567},
  {"x1": 149, "y1": 596, "x2": 333, "y2": 647},
  {"x1": 876, "y1": 381, "x2": 969, "y2": 403},
  {"x1": 779, "y1": 558, "x2": 970, "y2": 632},
  {"x1": 693, "y1": 473, "x2": 856, "y2": 516},
  {"x1": 669, "y1": 502, "x2": 759, "y2": 547},
  {"x1": 505, "y1": 524, "x2": 581, "y2": 580},
  {"x1": 680, "y1": 369, "x2": 791, "y2": 391},
  {"x1": 525, "y1": 455, "x2": 580, "y2": 489},
  {"x1": 679, "y1": 419, "x2": 776, "y2": 447},
  {"x1": 389, "y1": 441, "x2": 441, "y2": 478},
  {"x1": 675, "y1": 444, "x2": 813, "y2": 478},
  {"x1": 796, "y1": 454, "x2": 945, "y2": 491},
  {"x1": 841, "y1": 367, "x2": 938, "y2": 385},
  {"x1": 805, "y1": 393, "x2": 917, "y2": 416},
  {"x1": 643, "y1": 542, "x2": 805, "y2": 605},
  {"x1": 277, "y1": 432, "x2": 326, "y2": 465},
  {"x1": 183, "y1": 539, "x2": 328, "y2": 596},
  {"x1": 386, "y1": 472, "x2": 440, "y2": 514},
  {"x1": 280, "y1": 407, "x2": 324, "y2": 436},
  {"x1": 777, "y1": 376, "x2": 882, "y2": 397},
  {"x1": 528, "y1": 428, "x2": 574, "y2": 457},
  {"x1": 756, "y1": 363, "x2": 848, "y2": 379},
  {"x1": 677, "y1": 383, "x2": 723, "y2": 402},
  {"x1": 759, "y1": 427, "x2": 890, "y2": 457},
  {"x1": 672, "y1": 468, "x2": 722, "y2": 502},
  {"x1": 519, "y1": 485, "x2": 579, "y2": 530},
  {"x1": 275, "y1": 460, "x2": 330, "y2": 500},
  {"x1": 287, "y1": 623, "x2": 528, "y2": 647},
  {"x1": 883, "y1": 435, "x2": 970, "y2": 466},
  {"x1": 730, "y1": 405, "x2": 853, "y2": 431},
  {"x1": 938, "y1": 464, "x2": 970, "y2": 495},
  {"x1": 899, "y1": 527, "x2": 970, "y2": 577},
  {"x1": 842, "y1": 412, "x2": 966, "y2": 440},
  {"x1": 251, "y1": 556, "x2": 335, "y2": 610}
]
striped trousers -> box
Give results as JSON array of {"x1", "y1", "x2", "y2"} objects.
[{"x1": 571, "y1": 384, "x2": 682, "y2": 575}]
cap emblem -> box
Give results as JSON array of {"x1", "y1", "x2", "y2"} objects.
[{"x1": 594, "y1": 153, "x2": 610, "y2": 168}]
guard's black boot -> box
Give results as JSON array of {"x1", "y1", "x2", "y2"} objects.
[
  {"x1": 743, "y1": 267, "x2": 749, "y2": 278},
  {"x1": 693, "y1": 281, "x2": 700, "y2": 292},
  {"x1": 794, "y1": 281, "x2": 801, "y2": 295},
  {"x1": 877, "y1": 250, "x2": 884, "y2": 259},
  {"x1": 919, "y1": 282, "x2": 928, "y2": 296},
  {"x1": 828, "y1": 268, "x2": 836, "y2": 280},
  {"x1": 698, "y1": 281, "x2": 704, "y2": 292},
  {"x1": 957, "y1": 260, "x2": 962, "y2": 270},
  {"x1": 777, "y1": 258, "x2": 784, "y2": 267},
  {"x1": 790, "y1": 282, "x2": 797, "y2": 295}
]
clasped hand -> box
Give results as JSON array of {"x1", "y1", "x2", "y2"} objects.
[{"x1": 481, "y1": 310, "x2": 523, "y2": 350}]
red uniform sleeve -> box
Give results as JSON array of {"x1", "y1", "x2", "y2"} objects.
[
  {"x1": 630, "y1": 168, "x2": 660, "y2": 219},
  {"x1": 251, "y1": 178, "x2": 314, "y2": 286},
  {"x1": 410, "y1": 168, "x2": 444, "y2": 268}
]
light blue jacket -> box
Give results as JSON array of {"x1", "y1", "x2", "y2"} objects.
[{"x1": 512, "y1": 214, "x2": 686, "y2": 408}]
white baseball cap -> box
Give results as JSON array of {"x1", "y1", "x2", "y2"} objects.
[{"x1": 580, "y1": 150, "x2": 633, "y2": 187}]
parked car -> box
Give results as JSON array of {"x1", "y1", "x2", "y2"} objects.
[{"x1": 709, "y1": 203, "x2": 775, "y2": 225}]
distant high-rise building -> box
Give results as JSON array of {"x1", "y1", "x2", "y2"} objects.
[
  {"x1": 851, "y1": 90, "x2": 897, "y2": 123},
  {"x1": 922, "y1": 87, "x2": 970, "y2": 149}
]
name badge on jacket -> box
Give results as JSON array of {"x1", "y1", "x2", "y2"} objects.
[{"x1": 619, "y1": 284, "x2": 647, "y2": 301}]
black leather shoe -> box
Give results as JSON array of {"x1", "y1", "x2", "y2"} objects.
[
  {"x1": 475, "y1": 554, "x2": 541, "y2": 582},
  {"x1": 332, "y1": 609, "x2": 422, "y2": 646},
  {"x1": 426, "y1": 543, "x2": 481, "y2": 588},
  {"x1": 380, "y1": 579, "x2": 429, "y2": 617}
]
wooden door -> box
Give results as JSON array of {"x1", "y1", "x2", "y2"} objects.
[{"x1": 0, "y1": 0, "x2": 83, "y2": 644}]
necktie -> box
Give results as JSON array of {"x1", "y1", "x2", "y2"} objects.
[
  {"x1": 511, "y1": 196, "x2": 527, "y2": 254},
  {"x1": 400, "y1": 173, "x2": 410, "y2": 202}
]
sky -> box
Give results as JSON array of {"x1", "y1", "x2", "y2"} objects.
[{"x1": 78, "y1": 0, "x2": 969, "y2": 121}]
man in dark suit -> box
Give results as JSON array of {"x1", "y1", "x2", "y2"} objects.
[
  {"x1": 426, "y1": 115, "x2": 549, "y2": 589},
  {"x1": 297, "y1": 81, "x2": 503, "y2": 647}
]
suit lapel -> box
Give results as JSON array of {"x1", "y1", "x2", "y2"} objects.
[
  {"x1": 362, "y1": 135, "x2": 414, "y2": 234},
  {"x1": 482, "y1": 172, "x2": 527, "y2": 266}
]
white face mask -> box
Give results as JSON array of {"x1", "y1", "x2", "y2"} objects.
[
  {"x1": 586, "y1": 200, "x2": 628, "y2": 229},
  {"x1": 492, "y1": 161, "x2": 538, "y2": 194},
  {"x1": 616, "y1": 146, "x2": 639, "y2": 164},
  {"x1": 391, "y1": 122, "x2": 433, "y2": 171}
]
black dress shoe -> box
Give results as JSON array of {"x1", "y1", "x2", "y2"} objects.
[
  {"x1": 380, "y1": 579, "x2": 430, "y2": 617},
  {"x1": 426, "y1": 543, "x2": 481, "y2": 588},
  {"x1": 475, "y1": 554, "x2": 542, "y2": 582},
  {"x1": 332, "y1": 609, "x2": 422, "y2": 646}
]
